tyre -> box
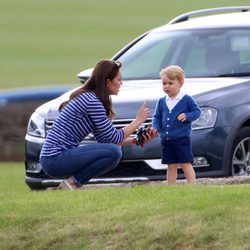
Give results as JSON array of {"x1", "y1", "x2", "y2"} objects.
[{"x1": 231, "y1": 128, "x2": 250, "y2": 176}]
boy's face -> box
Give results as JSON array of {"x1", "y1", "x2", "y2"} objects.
[{"x1": 161, "y1": 75, "x2": 182, "y2": 98}]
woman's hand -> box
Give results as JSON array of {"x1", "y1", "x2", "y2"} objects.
[
  {"x1": 136, "y1": 100, "x2": 150, "y2": 123},
  {"x1": 122, "y1": 100, "x2": 151, "y2": 139}
]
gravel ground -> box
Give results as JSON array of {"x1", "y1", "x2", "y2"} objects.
[
  {"x1": 83, "y1": 176, "x2": 250, "y2": 189},
  {"x1": 48, "y1": 176, "x2": 250, "y2": 190}
]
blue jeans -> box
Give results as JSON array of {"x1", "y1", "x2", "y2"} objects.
[{"x1": 40, "y1": 143, "x2": 122, "y2": 185}]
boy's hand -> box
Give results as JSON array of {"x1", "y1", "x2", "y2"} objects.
[
  {"x1": 177, "y1": 113, "x2": 186, "y2": 122},
  {"x1": 147, "y1": 127, "x2": 158, "y2": 138}
]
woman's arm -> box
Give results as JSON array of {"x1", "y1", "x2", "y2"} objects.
[
  {"x1": 119, "y1": 127, "x2": 158, "y2": 147},
  {"x1": 89, "y1": 96, "x2": 150, "y2": 144},
  {"x1": 120, "y1": 137, "x2": 134, "y2": 146},
  {"x1": 122, "y1": 100, "x2": 150, "y2": 138}
]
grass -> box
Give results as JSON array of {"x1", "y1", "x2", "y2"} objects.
[
  {"x1": 0, "y1": 0, "x2": 249, "y2": 89},
  {"x1": 1, "y1": 162, "x2": 250, "y2": 249},
  {"x1": 1, "y1": 2, "x2": 250, "y2": 249}
]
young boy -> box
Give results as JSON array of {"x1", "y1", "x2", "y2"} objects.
[{"x1": 152, "y1": 65, "x2": 201, "y2": 184}]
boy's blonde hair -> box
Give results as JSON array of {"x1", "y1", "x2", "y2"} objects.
[{"x1": 160, "y1": 65, "x2": 185, "y2": 85}]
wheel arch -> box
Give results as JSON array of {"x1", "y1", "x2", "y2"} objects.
[
  {"x1": 220, "y1": 110, "x2": 250, "y2": 176},
  {"x1": 229, "y1": 121, "x2": 250, "y2": 176}
]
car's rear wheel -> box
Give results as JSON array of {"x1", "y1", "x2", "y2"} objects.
[{"x1": 231, "y1": 128, "x2": 250, "y2": 176}]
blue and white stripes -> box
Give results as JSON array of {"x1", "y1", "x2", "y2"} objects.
[{"x1": 40, "y1": 92, "x2": 124, "y2": 157}]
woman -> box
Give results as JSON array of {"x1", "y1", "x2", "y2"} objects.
[{"x1": 40, "y1": 59, "x2": 157, "y2": 190}]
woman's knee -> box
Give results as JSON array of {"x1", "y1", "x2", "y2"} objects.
[
  {"x1": 40, "y1": 156, "x2": 60, "y2": 178},
  {"x1": 107, "y1": 144, "x2": 122, "y2": 161}
]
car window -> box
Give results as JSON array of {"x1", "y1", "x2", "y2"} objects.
[
  {"x1": 119, "y1": 28, "x2": 250, "y2": 79},
  {"x1": 119, "y1": 33, "x2": 173, "y2": 79},
  {"x1": 230, "y1": 31, "x2": 250, "y2": 67}
]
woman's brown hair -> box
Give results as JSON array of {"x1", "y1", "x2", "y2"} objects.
[{"x1": 59, "y1": 59, "x2": 122, "y2": 119}]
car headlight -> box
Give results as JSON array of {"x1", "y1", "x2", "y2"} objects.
[
  {"x1": 192, "y1": 107, "x2": 218, "y2": 130},
  {"x1": 27, "y1": 112, "x2": 46, "y2": 138}
]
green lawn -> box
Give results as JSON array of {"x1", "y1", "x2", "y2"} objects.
[
  {"x1": 2, "y1": 2, "x2": 250, "y2": 249},
  {"x1": 1, "y1": 0, "x2": 249, "y2": 89},
  {"x1": 1, "y1": 163, "x2": 250, "y2": 249}
]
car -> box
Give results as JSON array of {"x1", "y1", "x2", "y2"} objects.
[
  {"x1": 0, "y1": 86, "x2": 73, "y2": 162},
  {"x1": 25, "y1": 6, "x2": 250, "y2": 190}
]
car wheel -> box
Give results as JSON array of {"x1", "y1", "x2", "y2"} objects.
[{"x1": 231, "y1": 128, "x2": 250, "y2": 176}]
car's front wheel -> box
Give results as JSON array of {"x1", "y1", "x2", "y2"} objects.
[{"x1": 231, "y1": 128, "x2": 250, "y2": 176}]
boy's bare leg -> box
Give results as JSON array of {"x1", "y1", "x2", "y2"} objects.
[
  {"x1": 167, "y1": 164, "x2": 178, "y2": 185},
  {"x1": 181, "y1": 163, "x2": 196, "y2": 184}
]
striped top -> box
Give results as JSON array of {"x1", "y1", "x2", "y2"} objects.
[{"x1": 40, "y1": 92, "x2": 124, "y2": 157}]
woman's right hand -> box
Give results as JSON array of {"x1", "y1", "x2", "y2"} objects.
[
  {"x1": 136, "y1": 100, "x2": 150, "y2": 123},
  {"x1": 122, "y1": 100, "x2": 150, "y2": 139}
]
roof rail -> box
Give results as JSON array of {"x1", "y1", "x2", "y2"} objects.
[{"x1": 168, "y1": 6, "x2": 250, "y2": 25}]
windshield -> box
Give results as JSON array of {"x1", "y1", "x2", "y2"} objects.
[{"x1": 118, "y1": 28, "x2": 250, "y2": 79}]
